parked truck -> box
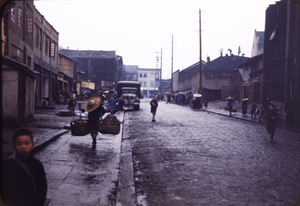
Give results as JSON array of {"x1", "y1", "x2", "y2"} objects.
[{"x1": 117, "y1": 81, "x2": 141, "y2": 110}]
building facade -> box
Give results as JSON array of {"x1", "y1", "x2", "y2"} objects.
[
  {"x1": 59, "y1": 49, "x2": 123, "y2": 92},
  {"x1": 58, "y1": 53, "x2": 78, "y2": 103},
  {"x1": 34, "y1": 7, "x2": 59, "y2": 105},
  {"x1": 263, "y1": 0, "x2": 300, "y2": 127},
  {"x1": 138, "y1": 68, "x2": 160, "y2": 98},
  {"x1": 251, "y1": 30, "x2": 264, "y2": 57},
  {"x1": 1, "y1": 1, "x2": 36, "y2": 126}
]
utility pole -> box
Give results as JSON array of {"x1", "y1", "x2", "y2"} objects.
[
  {"x1": 198, "y1": 9, "x2": 202, "y2": 94},
  {"x1": 160, "y1": 47, "x2": 162, "y2": 96},
  {"x1": 171, "y1": 34, "x2": 174, "y2": 95}
]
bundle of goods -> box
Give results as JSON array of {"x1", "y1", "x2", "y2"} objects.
[
  {"x1": 98, "y1": 114, "x2": 121, "y2": 135},
  {"x1": 70, "y1": 119, "x2": 89, "y2": 136}
]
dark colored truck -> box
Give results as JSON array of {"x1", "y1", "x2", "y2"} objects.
[{"x1": 116, "y1": 81, "x2": 141, "y2": 110}]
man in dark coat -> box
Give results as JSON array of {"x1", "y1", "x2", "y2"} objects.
[
  {"x1": 265, "y1": 104, "x2": 280, "y2": 142},
  {"x1": 150, "y1": 95, "x2": 158, "y2": 122},
  {"x1": 85, "y1": 94, "x2": 105, "y2": 145},
  {"x1": 2, "y1": 129, "x2": 47, "y2": 206}
]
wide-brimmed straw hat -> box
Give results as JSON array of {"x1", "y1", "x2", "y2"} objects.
[
  {"x1": 226, "y1": 96, "x2": 233, "y2": 100},
  {"x1": 242, "y1": 98, "x2": 248, "y2": 101},
  {"x1": 193, "y1": 93, "x2": 202, "y2": 98},
  {"x1": 84, "y1": 96, "x2": 101, "y2": 112}
]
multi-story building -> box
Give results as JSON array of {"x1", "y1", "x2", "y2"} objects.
[
  {"x1": 59, "y1": 49, "x2": 123, "y2": 92},
  {"x1": 251, "y1": 30, "x2": 264, "y2": 57},
  {"x1": 121, "y1": 65, "x2": 138, "y2": 81},
  {"x1": 58, "y1": 53, "x2": 78, "y2": 103},
  {"x1": 263, "y1": 0, "x2": 300, "y2": 127},
  {"x1": 138, "y1": 68, "x2": 160, "y2": 98},
  {"x1": 34, "y1": 7, "x2": 59, "y2": 105},
  {"x1": 1, "y1": 1, "x2": 36, "y2": 126}
]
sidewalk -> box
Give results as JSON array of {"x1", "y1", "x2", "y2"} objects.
[
  {"x1": 198, "y1": 100, "x2": 300, "y2": 133},
  {"x1": 2, "y1": 103, "x2": 78, "y2": 160}
]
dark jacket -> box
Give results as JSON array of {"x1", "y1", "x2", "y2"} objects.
[
  {"x1": 2, "y1": 153, "x2": 47, "y2": 206},
  {"x1": 150, "y1": 99, "x2": 158, "y2": 113},
  {"x1": 88, "y1": 104, "x2": 105, "y2": 124},
  {"x1": 265, "y1": 109, "x2": 279, "y2": 127}
]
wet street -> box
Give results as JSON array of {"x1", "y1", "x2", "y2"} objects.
[
  {"x1": 127, "y1": 99, "x2": 300, "y2": 206},
  {"x1": 34, "y1": 112, "x2": 124, "y2": 206},
  {"x1": 32, "y1": 99, "x2": 300, "y2": 206}
]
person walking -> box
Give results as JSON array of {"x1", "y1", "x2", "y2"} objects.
[
  {"x1": 241, "y1": 98, "x2": 248, "y2": 117},
  {"x1": 285, "y1": 96, "x2": 297, "y2": 130},
  {"x1": 250, "y1": 102, "x2": 257, "y2": 119},
  {"x1": 150, "y1": 95, "x2": 158, "y2": 122},
  {"x1": 2, "y1": 129, "x2": 48, "y2": 206},
  {"x1": 226, "y1": 96, "x2": 234, "y2": 116},
  {"x1": 265, "y1": 104, "x2": 280, "y2": 142},
  {"x1": 84, "y1": 95, "x2": 105, "y2": 145},
  {"x1": 109, "y1": 93, "x2": 120, "y2": 114}
]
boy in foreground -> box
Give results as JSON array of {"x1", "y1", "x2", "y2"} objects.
[{"x1": 2, "y1": 129, "x2": 47, "y2": 206}]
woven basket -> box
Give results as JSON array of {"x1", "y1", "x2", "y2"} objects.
[
  {"x1": 98, "y1": 115, "x2": 120, "y2": 135},
  {"x1": 70, "y1": 119, "x2": 90, "y2": 136}
]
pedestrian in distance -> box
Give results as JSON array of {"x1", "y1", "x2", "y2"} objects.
[
  {"x1": 84, "y1": 95, "x2": 105, "y2": 145},
  {"x1": 204, "y1": 99, "x2": 208, "y2": 109},
  {"x1": 285, "y1": 96, "x2": 297, "y2": 130},
  {"x1": 109, "y1": 93, "x2": 120, "y2": 115},
  {"x1": 150, "y1": 95, "x2": 158, "y2": 122},
  {"x1": 68, "y1": 96, "x2": 77, "y2": 112},
  {"x1": 257, "y1": 105, "x2": 263, "y2": 122},
  {"x1": 226, "y1": 96, "x2": 234, "y2": 116},
  {"x1": 2, "y1": 129, "x2": 48, "y2": 206},
  {"x1": 265, "y1": 103, "x2": 280, "y2": 142},
  {"x1": 250, "y1": 102, "x2": 257, "y2": 119},
  {"x1": 241, "y1": 98, "x2": 248, "y2": 117}
]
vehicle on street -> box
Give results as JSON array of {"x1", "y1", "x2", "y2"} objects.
[{"x1": 117, "y1": 81, "x2": 141, "y2": 110}]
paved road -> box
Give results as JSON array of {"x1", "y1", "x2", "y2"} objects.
[{"x1": 126, "y1": 99, "x2": 300, "y2": 206}]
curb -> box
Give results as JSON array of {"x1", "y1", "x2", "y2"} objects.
[{"x1": 117, "y1": 111, "x2": 136, "y2": 206}]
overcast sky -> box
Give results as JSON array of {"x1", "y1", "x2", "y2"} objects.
[{"x1": 34, "y1": 0, "x2": 277, "y2": 79}]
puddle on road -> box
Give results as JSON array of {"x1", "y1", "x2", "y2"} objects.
[{"x1": 137, "y1": 194, "x2": 147, "y2": 206}]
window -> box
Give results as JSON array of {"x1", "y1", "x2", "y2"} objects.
[
  {"x1": 34, "y1": 24, "x2": 39, "y2": 48},
  {"x1": 26, "y1": 17, "x2": 33, "y2": 38},
  {"x1": 18, "y1": 7, "x2": 22, "y2": 28},
  {"x1": 143, "y1": 82, "x2": 147, "y2": 87},
  {"x1": 50, "y1": 42, "x2": 55, "y2": 57},
  {"x1": 45, "y1": 34, "x2": 49, "y2": 55},
  {"x1": 151, "y1": 82, "x2": 154, "y2": 87},
  {"x1": 144, "y1": 74, "x2": 147, "y2": 78},
  {"x1": 140, "y1": 73, "x2": 142, "y2": 77},
  {"x1": 11, "y1": 7, "x2": 16, "y2": 23}
]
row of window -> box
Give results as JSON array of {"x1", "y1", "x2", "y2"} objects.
[
  {"x1": 10, "y1": 6, "x2": 56, "y2": 58},
  {"x1": 139, "y1": 73, "x2": 159, "y2": 78},
  {"x1": 139, "y1": 82, "x2": 156, "y2": 87}
]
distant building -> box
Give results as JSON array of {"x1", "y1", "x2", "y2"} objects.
[
  {"x1": 121, "y1": 65, "x2": 138, "y2": 81},
  {"x1": 57, "y1": 53, "x2": 78, "y2": 103},
  {"x1": 59, "y1": 49, "x2": 123, "y2": 91},
  {"x1": 251, "y1": 30, "x2": 264, "y2": 57},
  {"x1": 238, "y1": 54, "x2": 264, "y2": 103},
  {"x1": 172, "y1": 61, "x2": 206, "y2": 97},
  {"x1": 202, "y1": 54, "x2": 249, "y2": 101},
  {"x1": 138, "y1": 68, "x2": 160, "y2": 98}
]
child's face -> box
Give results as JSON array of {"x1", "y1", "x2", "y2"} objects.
[{"x1": 14, "y1": 135, "x2": 34, "y2": 159}]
